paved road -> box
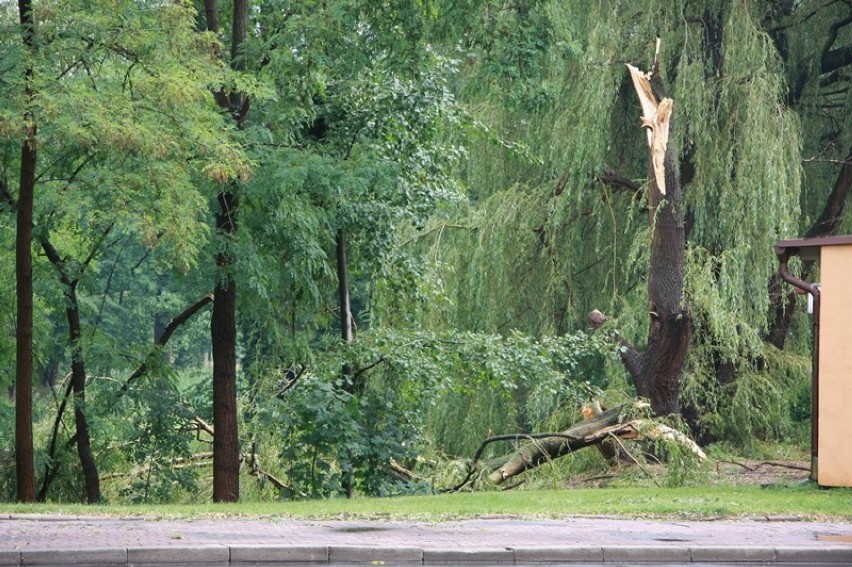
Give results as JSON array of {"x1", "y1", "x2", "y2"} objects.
[{"x1": 1, "y1": 514, "x2": 851, "y2": 565}]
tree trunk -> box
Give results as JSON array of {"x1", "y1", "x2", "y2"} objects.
[
  {"x1": 489, "y1": 406, "x2": 633, "y2": 483},
  {"x1": 337, "y1": 228, "x2": 354, "y2": 379},
  {"x1": 14, "y1": 120, "x2": 36, "y2": 503},
  {"x1": 336, "y1": 227, "x2": 356, "y2": 498},
  {"x1": 621, "y1": 45, "x2": 691, "y2": 416},
  {"x1": 205, "y1": 0, "x2": 248, "y2": 504},
  {"x1": 40, "y1": 238, "x2": 101, "y2": 503},
  {"x1": 485, "y1": 404, "x2": 705, "y2": 485},
  {"x1": 211, "y1": 189, "x2": 240, "y2": 503},
  {"x1": 66, "y1": 285, "x2": 100, "y2": 503},
  {"x1": 14, "y1": 0, "x2": 36, "y2": 503}
]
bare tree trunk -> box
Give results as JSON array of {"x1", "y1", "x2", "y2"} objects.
[
  {"x1": 618, "y1": 44, "x2": 691, "y2": 416},
  {"x1": 14, "y1": 0, "x2": 36, "y2": 504},
  {"x1": 337, "y1": 228, "x2": 354, "y2": 379}
]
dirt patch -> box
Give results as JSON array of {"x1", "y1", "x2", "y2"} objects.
[{"x1": 710, "y1": 459, "x2": 811, "y2": 486}]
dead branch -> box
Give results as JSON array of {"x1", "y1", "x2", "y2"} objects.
[
  {"x1": 717, "y1": 459, "x2": 809, "y2": 473},
  {"x1": 450, "y1": 401, "x2": 705, "y2": 489}
]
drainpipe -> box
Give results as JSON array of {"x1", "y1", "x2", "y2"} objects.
[{"x1": 775, "y1": 247, "x2": 820, "y2": 481}]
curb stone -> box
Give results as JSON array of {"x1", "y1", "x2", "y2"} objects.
[
  {"x1": 329, "y1": 546, "x2": 422, "y2": 564},
  {"x1": 21, "y1": 548, "x2": 126, "y2": 566},
  {"x1": 689, "y1": 546, "x2": 776, "y2": 562},
  {"x1": 423, "y1": 547, "x2": 515, "y2": 563},
  {"x1": 127, "y1": 546, "x2": 229, "y2": 564},
  {"x1": 228, "y1": 544, "x2": 328, "y2": 563},
  {"x1": 602, "y1": 545, "x2": 692, "y2": 563},
  {"x1": 775, "y1": 545, "x2": 852, "y2": 563},
  {"x1": 513, "y1": 546, "x2": 604, "y2": 563}
]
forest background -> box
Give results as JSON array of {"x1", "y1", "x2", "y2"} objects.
[{"x1": 0, "y1": 0, "x2": 850, "y2": 504}]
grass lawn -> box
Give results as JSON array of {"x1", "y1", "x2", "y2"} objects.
[{"x1": 2, "y1": 484, "x2": 851, "y2": 522}]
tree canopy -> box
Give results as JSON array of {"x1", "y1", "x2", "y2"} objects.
[{"x1": 1, "y1": 0, "x2": 849, "y2": 502}]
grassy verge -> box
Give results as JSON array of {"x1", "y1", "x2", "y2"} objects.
[{"x1": 3, "y1": 484, "x2": 851, "y2": 522}]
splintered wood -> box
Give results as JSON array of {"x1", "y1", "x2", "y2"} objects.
[{"x1": 626, "y1": 46, "x2": 673, "y2": 196}]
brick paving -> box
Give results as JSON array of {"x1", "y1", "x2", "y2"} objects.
[{"x1": 0, "y1": 514, "x2": 851, "y2": 564}]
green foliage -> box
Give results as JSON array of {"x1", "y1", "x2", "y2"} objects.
[
  {"x1": 1, "y1": 0, "x2": 846, "y2": 504},
  {"x1": 682, "y1": 345, "x2": 811, "y2": 450},
  {"x1": 348, "y1": 329, "x2": 613, "y2": 457},
  {"x1": 107, "y1": 371, "x2": 199, "y2": 504}
]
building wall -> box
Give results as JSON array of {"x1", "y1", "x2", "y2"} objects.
[{"x1": 817, "y1": 244, "x2": 852, "y2": 487}]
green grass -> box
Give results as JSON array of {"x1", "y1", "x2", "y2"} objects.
[{"x1": 3, "y1": 484, "x2": 851, "y2": 522}]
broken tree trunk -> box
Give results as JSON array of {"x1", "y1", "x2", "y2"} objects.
[
  {"x1": 590, "y1": 40, "x2": 690, "y2": 417},
  {"x1": 484, "y1": 402, "x2": 705, "y2": 486}
]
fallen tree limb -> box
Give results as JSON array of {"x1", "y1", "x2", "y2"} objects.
[
  {"x1": 448, "y1": 402, "x2": 706, "y2": 489},
  {"x1": 489, "y1": 404, "x2": 650, "y2": 484}
]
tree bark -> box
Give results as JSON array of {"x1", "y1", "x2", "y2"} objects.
[
  {"x1": 484, "y1": 404, "x2": 705, "y2": 485},
  {"x1": 335, "y1": 227, "x2": 356, "y2": 498},
  {"x1": 619, "y1": 46, "x2": 691, "y2": 416},
  {"x1": 14, "y1": 0, "x2": 37, "y2": 504},
  {"x1": 337, "y1": 228, "x2": 354, "y2": 380},
  {"x1": 40, "y1": 238, "x2": 100, "y2": 503},
  {"x1": 205, "y1": 0, "x2": 248, "y2": 504},
  {"x1": 66, "y1": 286, "x2": 100, "y2": 503},
  {"x1": 211, "y1": 189, "x2": 240, "y2": 503}
]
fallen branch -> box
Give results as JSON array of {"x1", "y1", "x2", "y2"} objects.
[
  {"x1": 716, "y1": 459, "x2": 809, "y2": 473},
  {"x1": 450, "y1": 401, "x2": 705, "y2": 489}
]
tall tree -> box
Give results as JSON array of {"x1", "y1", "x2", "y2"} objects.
[
  {"x1": 14, "y1": 0, "x2": 36, "y2": 502},
  {"x1": 204, "y1": 0, "x2": 248, "y2": 503},
  {"x1": 765, "y1": 2, "x2": 852, "y2": 350},
  {"x1": 1, "y1": 0, "x2": 249, "y2": 502},
  {"x1": 392, "y1": 0, "x2": 804, "y2": 443}
]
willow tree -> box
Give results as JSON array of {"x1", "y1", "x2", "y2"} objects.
[
  {"x1": 765, "y1": 1, "x2": 852, "y2": 350},
  {"x1": 390, "y1": 0, "x2": 806, "y2": 444}
]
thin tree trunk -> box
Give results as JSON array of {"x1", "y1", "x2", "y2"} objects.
[
  {"x1": 40, "y1": 238, "x2": 100, "y2": 503},
  {"x1": 337, "y1": 228, "x2": 354, "y2": 378},
  {"x1": 336, "y1": 227, "x2": 355, "y2": 498},
  {"x1": 14, "y1": 0, "x2": 36, "y2": 503},
  {"x1": 65, "y1": 285, "x2": 100, "y2": 503}
]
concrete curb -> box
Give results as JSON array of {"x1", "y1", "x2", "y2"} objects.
[{"x1": 3, "y1": 544, "x2": 852, "y2": 565}]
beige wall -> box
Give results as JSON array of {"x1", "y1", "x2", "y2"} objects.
[{"x1": 817, "y1": 244, "x2": 852, "y2": 487}]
